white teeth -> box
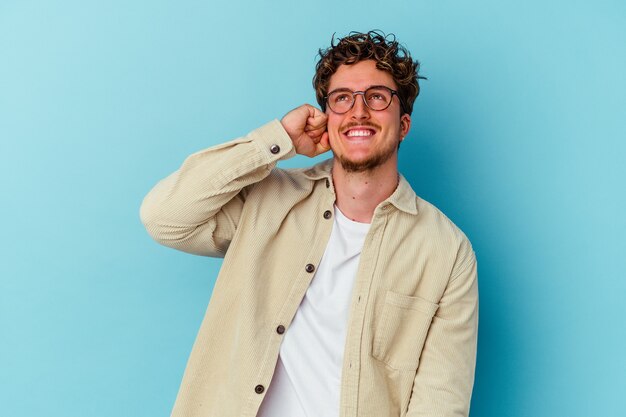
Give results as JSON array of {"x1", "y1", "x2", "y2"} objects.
[{"x1": 346, "y1": 129, "x2": 374, "y2": 137}]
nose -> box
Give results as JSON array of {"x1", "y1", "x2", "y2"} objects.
[{"x1": 350, "y1": 93, "x2": 371, "y2": 120}]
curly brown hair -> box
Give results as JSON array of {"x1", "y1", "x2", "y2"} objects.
[{"x1": 313, "y1": 30, "x2": 424, "y2": 116}]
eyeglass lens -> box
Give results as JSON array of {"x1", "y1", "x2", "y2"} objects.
[{"x1": 327, "y1": 87, "x2": 393, "y2": 113}]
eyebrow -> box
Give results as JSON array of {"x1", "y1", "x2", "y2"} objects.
[{"x1": 327, "y1": 84, "x2": 394, "y2": 95}]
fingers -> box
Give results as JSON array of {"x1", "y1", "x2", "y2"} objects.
[
  {"x1": 319, "y1": 131, "x2": 330, "y2": 150},
  {"x1": 304, "y1": 103, "x2": 325, "y2": 118},
  {"x1": 305, "y1": 108, "x2": 327, "y2": 136},
  {"x1": 282, "y1": 104, "x2": 330, "y2": 157},
  {"x1": 305, "y1": 125, "x2": 326, "y2": 138},
  {"x1": 303, "y1": 108, "x2": 327, "y2": 141},
  {"x1": 305, "y1": 108, "x2": 329, "y2": 156},
  {"x1": 305, "y1": 111, "x2": 327, "y2": 130}
]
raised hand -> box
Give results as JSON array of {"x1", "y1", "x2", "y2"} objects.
[{"x1": 280, "y1": 104, "x2": 331, "y2": 157}]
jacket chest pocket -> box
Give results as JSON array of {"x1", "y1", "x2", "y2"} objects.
[{"x1": 372, "y1": 290, "x2": 439, "y2": 371}]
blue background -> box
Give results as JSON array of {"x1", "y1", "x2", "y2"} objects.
[{"x1": 1, "y1": 1, "x2": 625, "y2": 416}]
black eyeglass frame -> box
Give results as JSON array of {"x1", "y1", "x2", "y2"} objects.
[{"x1": 323, "y1": 85, "x2": 407, "y2": 114}]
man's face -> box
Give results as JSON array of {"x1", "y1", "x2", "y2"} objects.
[{"x1": 325, "y1": 60, "x2": 411, "y2": 173}]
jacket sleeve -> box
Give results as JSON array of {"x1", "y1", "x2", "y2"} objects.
[
  {"x1": 139, "y1": 119, "x2": 295, "y2": 257},
  {"x1": 406, "y1": 239, "x2": 479, "y2": 417}
]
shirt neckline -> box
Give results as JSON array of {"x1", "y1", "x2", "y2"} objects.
[{"x1": 334, "y1": 205, "x2": 371, "y2": 235}]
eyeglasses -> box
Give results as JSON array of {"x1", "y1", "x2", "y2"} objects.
[{"x1": 324, "y1": 86, "x2": 404, "y2": 114}]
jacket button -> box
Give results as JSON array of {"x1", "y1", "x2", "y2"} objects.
[
  {"x1": 269, "y1": 144, "x2": 280, "y2": 154},
  {"x1": 325, "y1": 178, "x2": 330, "y2": 188},
  {"x1": 276, "y1": 325, "x2": 285, "y2": 334},
  {"x1": 323, "y1": 210, "x2": 332, "y2": 219},
  {"x1": 255, "y1": 384, "x2": 265, "y2": 394},
  {"x1": 305, "y1": 264, "x2": 315, "y2": 273}
]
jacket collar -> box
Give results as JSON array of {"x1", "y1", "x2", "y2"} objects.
[{"x1": 302, "y1": 158, "x2": 418, "y2": 215}]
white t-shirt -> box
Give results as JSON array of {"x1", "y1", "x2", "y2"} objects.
[{"x1": 256, "y1": 206, "x2": 370, "y2": 417}]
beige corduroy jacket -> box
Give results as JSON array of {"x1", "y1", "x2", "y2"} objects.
[{"x1": 140, "y1": 120, "x2": 478, "y2": 417}]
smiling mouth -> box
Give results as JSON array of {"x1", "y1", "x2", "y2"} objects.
[{"x1": 344, "y1": 128, "x2": 376, "y2": 138}]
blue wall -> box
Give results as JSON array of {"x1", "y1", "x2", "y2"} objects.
[{"x1": 1, "y1": 1, "x2": 624, "y2": 416}]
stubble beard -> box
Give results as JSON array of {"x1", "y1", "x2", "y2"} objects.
[{"x1": 335, "y1": 138, "x2": 399, "y2": 173}]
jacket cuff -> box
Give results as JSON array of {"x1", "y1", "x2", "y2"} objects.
[{"x1": 249, "y1": 119, "x2": 297, "y2": 164}]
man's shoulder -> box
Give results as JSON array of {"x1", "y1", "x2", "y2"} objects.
[
  {"x1": 409, "y1": 191, "x2": 473, "y2": 250},
  {"x1": 402, "y1": 192, "x2": 477, "y2": 276}
]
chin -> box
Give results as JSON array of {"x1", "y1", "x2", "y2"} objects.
[{"x1": 336, "y1": 153, "x2": 393, "y2": 173}]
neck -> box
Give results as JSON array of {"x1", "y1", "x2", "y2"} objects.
[{"x1": 331, "y1": 157, "x2": 399, "y2": 223}]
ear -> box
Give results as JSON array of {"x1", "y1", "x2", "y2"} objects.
[{"x1": 399, "y1": 114, "x2": 411, "y2": 140}]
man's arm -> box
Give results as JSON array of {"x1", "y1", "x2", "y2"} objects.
[
  {"x1": 140, "y1": 120, "x2": 295, "y2": 257},
  {"x1": 406, "y1": 239, "x2": 479, "y2": 417},
  {"x1": 140, "y1": 105, "x2": 329, "y2": 257}
]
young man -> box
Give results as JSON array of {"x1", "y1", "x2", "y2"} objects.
[{"x1": 141, "y1": 31, "x2": 478, "y2": 417}]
